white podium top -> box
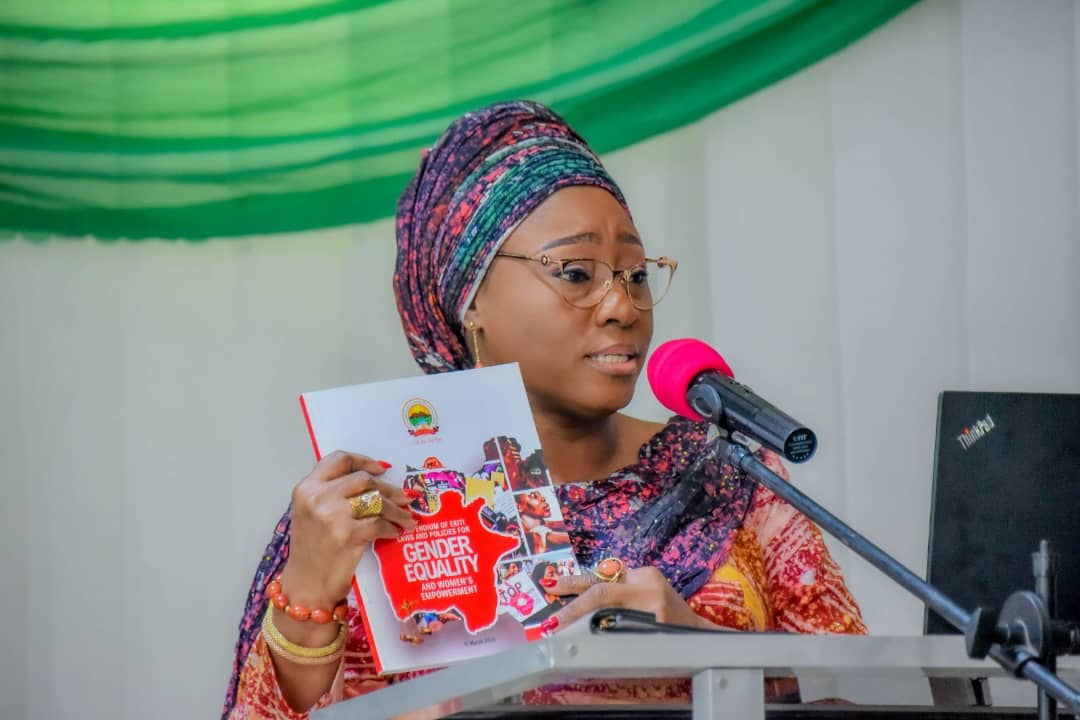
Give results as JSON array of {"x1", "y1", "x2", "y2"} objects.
[{"x1": 312, "y1": 630, "x2": 1080, "y2": 720}]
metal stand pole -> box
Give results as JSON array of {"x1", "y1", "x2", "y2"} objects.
[
  {"x1": 1034, "y1": 540, "x2": 1058, "y2": 720},
  {"x1": 692, "y1": 668, "x2": 764, "y2": 720}
]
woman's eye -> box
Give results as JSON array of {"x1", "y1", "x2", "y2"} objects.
[
  {"x1": 628, "y1": 268, "x2": 649, "y2": 285},
  {"x1": 556, "y1": 265, "x2": 592, "y2": 283}
]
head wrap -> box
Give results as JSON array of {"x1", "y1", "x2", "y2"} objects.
[{"x1": 394, "y1": 100, "x2": 628, "y2": 374}]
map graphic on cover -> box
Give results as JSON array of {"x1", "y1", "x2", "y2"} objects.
[{"x1": 299, "y1": 363, "x2": 581, "y2": 674}]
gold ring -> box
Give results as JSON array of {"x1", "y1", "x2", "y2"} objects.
[
  {"x1": 592, "y1": 557, "x2": 626, "y2": 584},
  {"x1": 348, "y1": 489, "x2": 383, "y2": 519}
]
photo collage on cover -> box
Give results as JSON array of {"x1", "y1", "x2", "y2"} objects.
[{"x1": 402, "y1": 436, "x2": 580, "y2": 631}]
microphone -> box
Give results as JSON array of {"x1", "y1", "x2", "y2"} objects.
[{"x1": 647, "y1": 338, "x2": 817, "y2": 463}]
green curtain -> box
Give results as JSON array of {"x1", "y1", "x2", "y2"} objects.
[{"x1": 0, "y1": 0, "x2": 916, "y2": 240}]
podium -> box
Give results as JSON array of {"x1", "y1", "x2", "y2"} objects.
[{"x1": 312, "y1": 632, "x2": 1080, "y2": 720}]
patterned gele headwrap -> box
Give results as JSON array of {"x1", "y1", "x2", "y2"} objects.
[{"x1": 393, "y1": 100, "x2": 629, "y2": 374}]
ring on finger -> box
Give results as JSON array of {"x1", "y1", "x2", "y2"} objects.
[
  {"x1": 348, "y1": 489, "x2": 383, "y2": 519},
  {"x1": 592, "y1": 557, "x2": 626, "y2": 584}
]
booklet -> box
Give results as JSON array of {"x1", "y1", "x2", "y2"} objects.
[{"x1": 299, "y1": 363, "x2": 581, "y2": 674}]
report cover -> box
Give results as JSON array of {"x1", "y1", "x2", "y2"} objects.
[{"x1": 299, "y1": 363, "x2": 580, "y2": 673}]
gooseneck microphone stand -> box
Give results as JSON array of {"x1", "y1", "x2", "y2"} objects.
[{"x1": 691, "y1": 394, "x2": 1080, "y2": 712}]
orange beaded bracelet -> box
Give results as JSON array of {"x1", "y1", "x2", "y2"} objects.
[{"x1": 266, "y1": 575, "x2": 349, "y2": 624}]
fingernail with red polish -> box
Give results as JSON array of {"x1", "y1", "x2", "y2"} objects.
[
  {"x1": 540, "y1": 617, "x2": 559, "y2": 635},
  {"x1": 539, "y1": 578, "x2": 557, "y2": 588},
  {"x1": 378, "y1": 460, "x2": 393, "y2": 469}
]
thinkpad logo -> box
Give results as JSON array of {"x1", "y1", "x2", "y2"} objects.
[{"x1": 957, "y1": 413, "x2": 995, "y2": 451}]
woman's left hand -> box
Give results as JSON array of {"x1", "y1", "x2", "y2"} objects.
[{"x1": 540, "y1": 565, "x2": 712, "y2": 633}]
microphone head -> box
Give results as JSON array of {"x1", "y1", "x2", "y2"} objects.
[{"x1": 647, "y1": 338, "x2": 734, "y2": 419}]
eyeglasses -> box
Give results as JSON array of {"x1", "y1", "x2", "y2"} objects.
[{"x1": 494, "y1": 252, "x2": 678, "y2": 310}]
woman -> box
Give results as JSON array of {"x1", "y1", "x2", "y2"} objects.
[
  {"x1": 515, "y1": 489, "x2": 572, "y2": 554},
  {"x1": 403, "y1": 474, "x2": 433, "y2": 514},
  {"x1": 524, "y1": 561, "x2": 571, "y2": 628},
  {"x1": 224, "y1": 100, "x2": 865, "y2": 718},
  {"x1": 486, "y1": 436, "x2": 529, "y2": 491},
  {"x1": 501, "y1": 561, "x2": 523, "y2": 580},
  {"x1": 520, "y1": 449, "x2": 551, "y2": 490}
]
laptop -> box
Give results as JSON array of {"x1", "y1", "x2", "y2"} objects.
[{"x1": 925, "y1": 391, "x2": 1080, "y2": 634}]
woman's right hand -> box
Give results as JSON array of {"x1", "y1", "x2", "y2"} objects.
[
  {"x1": 279, "y1": 451, "x2": 416, "y2": 609},
  {"x1": 266, "y1": 452, "x2": 416, "y2": 711}
]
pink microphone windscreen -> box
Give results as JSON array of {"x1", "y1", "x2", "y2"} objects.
[{"x1": 647, "y1": 338, "x2": 734, "y2": 418}]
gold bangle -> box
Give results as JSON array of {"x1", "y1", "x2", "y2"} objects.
[
  {"x1": 262, "y1": 604, "x2": 347, "y2": 659},
  {"x1": 263, "y1": 627, "x2": 346, "y2": 666}
]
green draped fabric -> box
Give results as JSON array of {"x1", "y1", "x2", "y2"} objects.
[{"x1": 0, "y1": 0, "x2": 917, "y2": 240}]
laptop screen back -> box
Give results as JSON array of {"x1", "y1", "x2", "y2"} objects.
[{"x1": 926, "y1": 391, "x2": 1080, "y2": 634}]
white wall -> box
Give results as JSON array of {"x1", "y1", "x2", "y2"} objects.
[
  {"x1": 1, "y1": 1, "x2": 1077, "y2": 717},
  {"x1": 704, "y1": 0, "x2": 1080, "y2": 639}
]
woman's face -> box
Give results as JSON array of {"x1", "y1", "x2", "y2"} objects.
[
  {"x1": 543, "y1": 564, "x2": 559, "y2": 580},
  {"x1": 470, "y1": 186, "x2": 653, "y2": 421},
  {"x1": 518, "y1": 490, "x2": 551, "y2": 518}
]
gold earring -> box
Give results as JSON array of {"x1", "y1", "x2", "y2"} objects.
[{"x1": 468, "y1": 322, "x2": 485, "y2": 368}]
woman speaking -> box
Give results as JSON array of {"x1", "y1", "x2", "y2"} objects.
[{"x1": 224, "y1": 100, "x2": 866, "y2": 718}]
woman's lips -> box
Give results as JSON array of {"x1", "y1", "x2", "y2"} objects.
[{"x1": 584, "y1": 351, "x2": 639, "y2": 376}]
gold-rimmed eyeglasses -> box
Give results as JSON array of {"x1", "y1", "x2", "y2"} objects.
[{"x1": 494, "y1": 252, "x2": 678, "y2": 310}]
